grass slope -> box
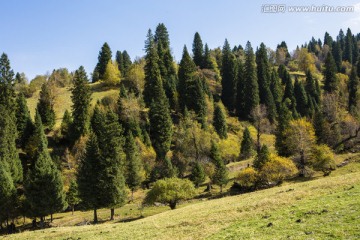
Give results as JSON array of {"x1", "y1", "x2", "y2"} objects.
[{"x1": 5, "y1": 158, "x2": 360, "y2": 240}]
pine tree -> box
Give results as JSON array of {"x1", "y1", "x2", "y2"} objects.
[
  {"x1": 37, "y1": 82, "x2": 55, "y2": 130},
  {"x1": 203, "y1": 43, "x2": 214, "y2": 70},
  {"x1": 294, "y1": 77, "x2": 308, "y2": 117},
  {"x1": 353, "y1": 36, "x2": 359, "y2": 64},
  {"x1": 243, "y1": 41, "x2": 259, "y2": 119},
  {"x1": 0, "y1": 162, "x2": 16, "y2": 224},
  {"x1": 16, "y1": 93, "x2": 33, "y2": 147},
  {"x1": 24, "y1": 113, "x2": 66, "y2": 222},
  {"x1": 275, "y1": 100, "x2": 293, "y2": 156},
  {"x1": 270, "y1": 69, "x2": 283, "y2": 110},
  {"x1": 323, "y1": 52, "x2": 338, "y2": 93},
  {"x1": 240, "y1": 127, "x2": 254, "y2": 159},
  {"x1": 192, "y1": 32, "x2": 204, "y2": 68},
  {"x1": 236, "y1": 59, "x2": 245, "y2": 118},
  {"x1": 115, "y1": 51, "x2": 124, "y2": 73},
  {"x1": 213, "y1": 102, "x2": 227, "y2": 139},
  {"x1": 125, "y1": 132, "x2": 143, "y2": 201},
  {"x1": 344, "y1": 28, "x2": 353, "y2": 64},
  {"x1": 357, "y1": 56, "x2": 360, "y2": 78},
  {"x1": 71, "y1": 66, "x2": 92, "y2": 141},
  {"x1": 190, "y1": 161, "x2": 205, "y2": 188},
  {"x1": 92, "y1": 42, "x2": 112, "y2": 82},
  {"x1": 210, "y1": 141, "x2": 228, "y2": 192},
  {"x1": 221, "y1": 39, "x2": 237, "y2": 112},
  {"x1": 282, "y1": 72, "x2": 298, "y2": 117},
  {"x1": 277, "y1": 64, "x2": 287, "y2": 84},
  {"x1": 324, "y1": 32, "x2": 333, "y2": 47},
  {"x1": 338, "y1": 29, "x2": 345, "y2": 51},
  {"x1": 253, "y1": 144, "x2": 270, "y2": 170},
  {"x1": 121, "y1": 50, "x2": 132, "y2": 77},
  {"x1": 66, "y1": 180, "x2": 80, "y2": 215},
  {"x1": 60, "y1": 109, "x2": 72, "y2": 139},
  {"x1": 77, "y1": 133, "x2": 105, "y2": 223},
  {"x1": 348, "y1": 66, "x2": 358, "y2": 113},
  {"x1": 0, "y1": 53, "x2": 16, "y2": 109},
  {"x1": 186, "y1": 73, "x2": 207, "y2": 127}
]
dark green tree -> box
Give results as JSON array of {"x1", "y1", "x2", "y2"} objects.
[
  {"x1": 190, "y1": 161, "x2": 206, "y2": 188},
  {"x1": 60, "y1": 109, "x2": 72, "y2": 139},
  {"x1": 221, "y1": 39, "x2": 237, "y2": 112},
  {"x1": 253, "y1": 144, "x2": 270, "y2": 170},
  {"x1": 0, "y1": 53, "x2": 16, "y2": 109},
  {"x1": 332, "y1": 41, "x2": 342, "y2": 72},
  {"x1": 243, "y1": 41, "x2": 259, "y2": 119},
  {"x1": 275, "y1": 100, "x2": 293, "y2": 156},
  {"x1": 324, "y1": 32, "x2": 333, "y2": 47},
  {"x1": 323, "y1": 52, "x2": 338, "y2": 93},
  {"x1": 15, "y1": 93, "x2": 33, "y2": 147},
  {"x1": 203, "y1": 43, "x2": 214, "y2": 70},
  {"x1": 344, "y1": 28, "x2": 353, "y2": 64},
  {"x1": 294, "y1": 77, "x2": 308, "y2": 117},
  {"x1": 236, "y1": 59, "x2": 245, "y2": 118},
  {"x1": 192, "y1": 32, "x2": 204, "y2": 68},
  {"x1": 210, "y1": 141, "x2": 228, "y2": 192},
  {"x1": 270, "y1": 69, "x2": 283, "y2": 110},
  {"x1": 24, "y1": 113, "x2": 66, "y2": 223},
  {"x1": 66, "y1": 180, "x2": 80, "y2": 215},
  {"x1": 92, "y1": 42, "x2": 112, "y2": 82},
  {"x1": 282, "y1": 72, "x2": 298, "y2": 117},
  {"x1": 71, "y1": 66, "x2": 92, "y2": 141},
  {"x1": 125, "y1": 132, "x2": 143, "y2": 201},
  {"x1": 115, "y1": 51, "x2": 123, "y2": 73},
  {"x1": 186, "y1": 72, "x2": 207, "y2": 127},
  {"x1": 213, "y1": 102, "x2": 227, "y2": 139},
  {"x1": 357, "y1": 56, "x2": 360, "y2": 78},
  {"x1": 37, "y1": 82, "x2": 55, "y2": 130},
  {"x1": 348, "y1": 66, "x2": 358, "y2": 113},
  {"x1": 122, "y1": 50, "x2": 132, "y2": 76},
  {"x1": 0, "y1": 162, "x2": 16, "y2": 224},
  {"x1": 240, "y1": 127, "x2": 254, "y2": 159}
]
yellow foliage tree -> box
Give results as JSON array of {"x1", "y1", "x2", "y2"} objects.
[
  {"x1": 310, "y1": 144, "x2": 336, "y2": 176},
  {"x1": 103, "y1": 60, "x2": 121, "y2": 86},
  {"x1": 298, "y1": 48, "x2": 316, "y2": 73},
  {"x1": 260, "y1": 154, "x2": 298, "y2": 185},
  {"x1": 237, "y1": 167, "x2": 258, "y2": 189}
]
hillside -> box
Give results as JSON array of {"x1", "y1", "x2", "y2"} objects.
[{"x1": 4, "y1": 156, "x2": 360, "y2": 240}]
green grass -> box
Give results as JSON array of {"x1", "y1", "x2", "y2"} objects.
[{"x1": 5, "y1": 157, "x2": 360, "y2": 240}]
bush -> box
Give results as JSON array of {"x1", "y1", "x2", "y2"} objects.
[
  {"x1": 259, "y1": 154, "x2": 298, "y2": 185},
  {"x1": 236, "y1": 167, "x2": 258, "y2": 190},
  {"x1": 310, "y1": 145, "x2": 336, "y2": 176},
  {"x1": 144, "y1": 178, "x2": 196, "y2": 209}
]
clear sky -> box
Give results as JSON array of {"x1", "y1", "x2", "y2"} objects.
[{"x1": 1, "y1": 0, "x2": 360, "y2": 80}]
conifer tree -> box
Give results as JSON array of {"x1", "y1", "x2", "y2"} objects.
[
  {"x1": 283, "y1": 72, "x2": 298, "y2": 117},
  {"x1": 348, "y1": 66, "x2": 358, "y2": 113},
  {"x1": 213, "y1": 102, "x2": 227, "y2": 139},
  {"x1": 236, "y1": 59, "x2": 245, "y2": 118},
  {"x1": 115, "y1": 51, "x2": 124, "y2": 73},
  {"x1": 331, "y1": 41, "x2": 342, "y2": 72},
  {"x1": 0, "y1": 53, "x2": 16, "y2": 109},
  {"x1": 125, "y1": 132, "x2": 143, "y2": 201},
  {"x1": 253, "y1": 144, "x2": 270, "y2": 170},
  {"x1": 305, "y1": 70, "x2": 320, "y2": 107},
  {"x1": 92, "y1": 42, "x2": 112, "y2": 82},
  {"x1": 275, "y1": 100, "x2": 293, "y2": 156},
  {"x1": 71, "y1": 66, "x2": 92, "y2": 141},
  {"x1": 16, "y1": 93, "x2": 33, "y2": 147},
  {"x1": 324, "y1": 32, "x2": 333, "y2": 47},
  {"x1": 240, "y1": 127, "x2": 254, "y2": 159},
  {"x1": 277, "y1": 64, "x2": 287, "y2": 84},
  {"x1": 323, "y1": 52, "x2": 338, "y2": 93},
  {"x1": 344, "y1": 28, "x2": 353, "y2": 64},
  {"x1": 294, "y1": 77, "x2": 308, "y2": 117},
  {"x1": 190, "y1": 161, "x2": 205, "y2": 188},
  {"x1": 203, "y1": 44, "x2": 214, "y2": 70},
  {"x1": 60, "y1": 109, "x2": 72, "y2": 139},
  {"x1": 270, "y1": 69, "x2": 283, "y2": 110},
  {"x1": 24, "y1": 113, "x2": 66, "y2": 223},
  {"x1": 77, "y1": 133, "x2": 105, "y2": 223},
  {"x1": 243, "y1": 41, "x2": 259, "y2": 119},
  {"x1": 66, "y1": 180, "x2": 80, "y2": 215},
  {"x1": 210, "y1": 141, "x2": 228, "y2": 192},
  {"x1": 186, "y1": 73, "x2": 207, "y2": 127},
  {"x1": 357, "y1": 56, "x2": 360, "y2": 78},
  {"x1": 121, "y1": 50, "x2": 132, "y2": 77},
  {"x1": 221, "y1": 39, "x2": 237, "y2": 112},
  {"x1": 0, "y1": 162, "x2": 16, "y2": 224},
  {"x1": 192, "y1": 32, "x2": 204, "y2": 68},
  {"x1": 37, "y1": 82, "x2": 55, "y2": 130}
]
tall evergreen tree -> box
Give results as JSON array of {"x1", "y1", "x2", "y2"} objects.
[
  {"x1": 323, "y1": 52, "x2": 338, "y2": 93},
  {"x1": 210, "y1": 141, "x2": 228, "y2": 192},
  {"x1": 115, "y1": 51, "x2": 124, "y2": 73},
  {"x1": 15, "y1": 93, "x2": 33, "y2": 147},
  {"x1": 213, "y1": 102, "x2": 227, "y2": 139},
  {"x1": 0, "y1": 53, "x2": 15, "y2": 109},
  {"x1": 357, "y1": 56, "x2": 360, "y2": 78},
  {"x1": 37, "y1": 82, "x2": 55, "y2": 130},
  {"x1": 270, "y1": 69, "x2": 283, "y2": 110},
  {"x1": 66, "y1": 180, "x2": 80, "y2": 215},
  {"x1": 338, "y1": 29, "x2": 345, "y2": 51},
  {"x1": 253, "y1": 144, "x2": 270, "y2": 170},
  {"x1": 305, "y1": 70, "x2": 320, "y2": 106},
  {"x1": 60, "y1": 109, "x2": 72, "y2": 139},
  {"x1": 190, "y1": 161, "x2": 205, "y2": 188},
  {"x1": 282, "y1": 72, "x2": 298, "y2": 117},
  {"x1": 324, "y1": 32, "x2": 333, "y2": 47},
  {"x1": 331, "y1": 41, "x2": 342, "y2": 72},
  {"x1": 236, "y1": 59, "x2": 245, "y2": 118},
  {"x1": 221, "y1": 39, "x2": 237, "y2": 112},
  {"x1": 243, "y1": 41, "x2": 259, "y2": 119},
  {"x1": 348, "y1": 66, "x2": 358, "y2": 113},
  {"x1": 24, "y1": 113, "x2": 66, "y2": 222},
  {"x1": 240, "y1": 127, "x2": 254, "y2": 159},
  {"x1": 125, "y1": 132, "x2": 143, "y2": 200},
  {"x1": 71, "y1": 66, "x2": 92, "y2": 141},
  {"x1": 0, "y1": 162, "x2": 16, "y2": 224},
  {"x1": 275, "y1": 100, "x2": 293, "y2": 156},
  {"x1": 192, "y1": 32, "x2": 204, "y2": 68},
  {"x1": 344, "y1": 28, "x2": 353, "y2": 64},
  {"x1": 294, "y1": 77, "x2": 308, "y2": 117},
  {"x1": 121, "y1": 50, "x2": 132, "y2": 76},
  {"x1": 203, "y1": 43, "x2": 214, "y2": 70},
  {"x1": 77, "y1": 133, "x2": 105, "y2": 223},
  {"x1": 92, "y1": 42, "x2": 112, "y2": 82}
]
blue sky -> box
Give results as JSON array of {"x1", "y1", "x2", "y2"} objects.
[{"x1": 1, "y1": 0, "x2": 360, "y2": 80}]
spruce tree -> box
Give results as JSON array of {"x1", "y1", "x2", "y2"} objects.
[
  {"x1": 192, "y1": 32, "x2": 204, "y2": 68},
  {"x1": 71, "y1": 66, "x2": 92, "y2": 141},
  {"x1": 348, "y1": 66, "x2": 358, "y2": 113},
  {"x1": 60, "y1": 109, "x2": 72, "y2": 139},
  {"x1": 0, "y1": 53, "x2": 16, "y2": 109},
  {"x1": 115, "y1": 51, "x2": 124, "y2": 73},
  {"x1": 243, "y1": 41, "x2": 259, "y2": 119},
  {"x1": 24, "y1": 113, "x2": 66, "y2": 222},
  {"x1": 210, "y1": 141, "x2": 228, "y2": 193},
  {"x1": 66, "y1": 180, "x2": 80, "y2": 215},
  {"x1": 240, "y1": 127, "x2": 254, "y2": 159},
  {"x1": 190, "y1": 161, "x2": 206, "y2": 188},
  {"x1": 0, "y1": 162, "x2": 16, "y2": 223},
  {"x1": 16, "y1": 93, "x2": 33, "y2": 148},
  {"x1": 213, "y1": 102, "x2": 227, "y2": 139},
  {"x1": 324, "y1": 32, "x2": 333, "y2": 47},
  {"x1": 236, "y1": 59, "x2": 245, "y2": 118},
  {"x1": 323, "y1": 52, "x2": 338, "y2": 93},
  {"x1": 92, "y1": 42, "x2": 112, "y2": 82},
  {"x1": 125, "y1": 132, "x2": 143, "y2": 201},
  {"x1": 221, "y1": 39, "x2": 237, "y2": 112},
  {"x1": 294, "y1": 77, "x2": 308, "y2": 117},
  {"x1": 77, "y1": 133, "x2": 105, "y2": 223},
  {"x1": 186, "y1": 73, "x2": 207, "y2": 127},
  {"x1": 253, "y1": 144, "x2": 270, "y2": 170},
  {"x1": 203, "y1": 44, "x2": 214, "y2": 70},
  {"x1": 270, "y1": 69, "x2": 283, "y2": 110},
  {"x1": 344, "y1": 28, "x2": 353, "y2": 64},
  {"x1": 121, "y1": 50, "x2": 132, "y2": 77},
  {"x1": 37, "y1": 82, "x2": 55, "y2": 130},
  {"x1": 357, "y1": 56, "x2": 360, "y2": 78},
  {"x1": 275, "y1": 100, "x2": 293, "y2": 156},
  {"x1": 331, "y1": 41, "x2": 342, "y2": 72},
  {"x1": 283, "y1": 72, "x2": 298, "y2": 117}
]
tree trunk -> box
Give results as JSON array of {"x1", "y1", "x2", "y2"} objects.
[
  {"x1": 110, "y1": 208, "x2": 115, "y2": 221},
  {"x1": 169, "y1": 201, "x2": 177, "y2": 210},
  {"x1": 299, "y1": 150, "x2": 305, "y2": 177},
  {"x1": 93, "y1": 209, "x2": 98, "y2": 224},
  {"x1": 51, "y1": 213, "x2": 53, "y2": 222},
  {"x1": 72, "y1": 205, "x2": 74, "y2": 215},
  {"x1": 220, "y1": 185, "x2": 223, "y2": 193},
  {"x1": 40, "y1": 217, "x2": 44, "y2": 229}
]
